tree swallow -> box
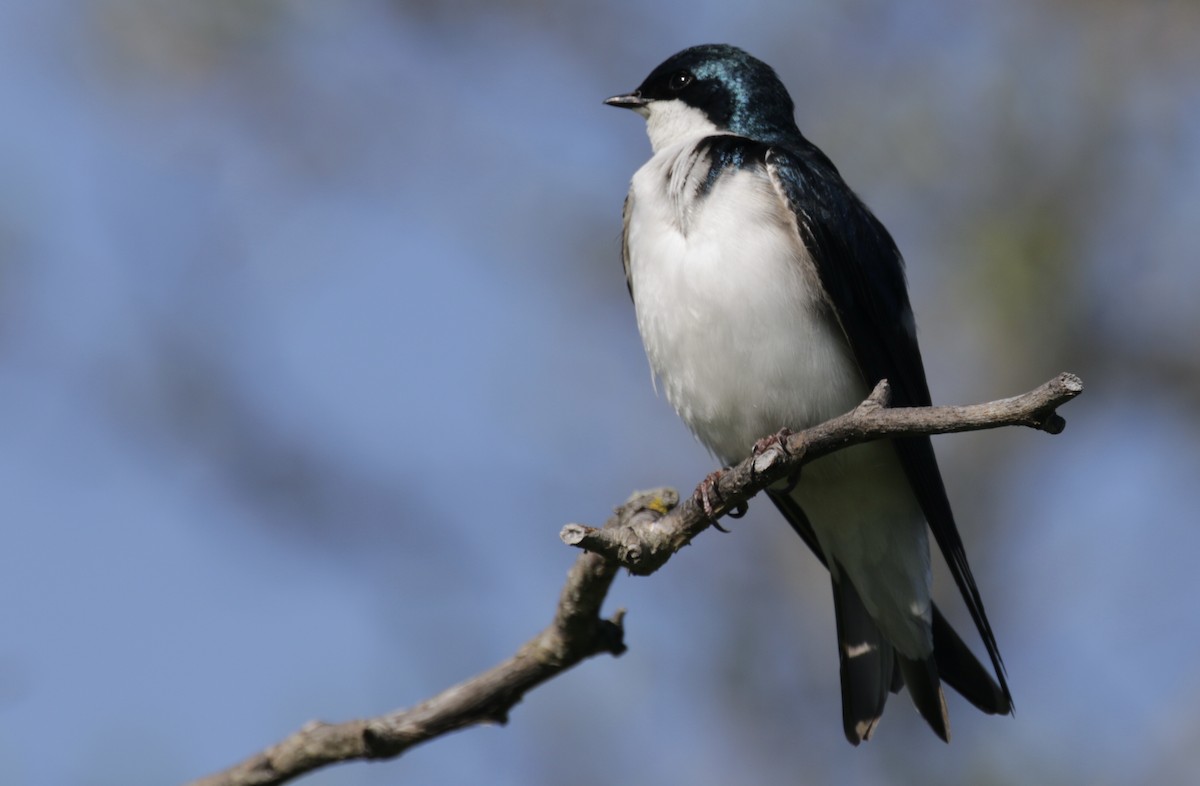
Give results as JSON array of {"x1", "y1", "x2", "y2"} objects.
[{"x1": 605, "y1": 44, "x2": 1012, "y2": 743}]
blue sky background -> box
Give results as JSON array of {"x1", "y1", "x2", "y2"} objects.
[{"x1": 3, "y1": 1, "x2": 1199, "y2": 784}]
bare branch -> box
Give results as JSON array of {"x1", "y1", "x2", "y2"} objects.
[
  {"x1": 185, "y1": 491, "x2": 668, "y2": 786},
  {"x1": 561, "y1": 372, "x2": 1081, "y2": 575},
  {"x1": 187, "y1": 372, "x2": 1082, "y2": 786}
]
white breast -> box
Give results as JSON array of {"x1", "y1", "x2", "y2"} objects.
[
  {"x1": 624, "y1": 136, "x2": 865, "y2": 465},
  {"x1": 623, "y1": 135, "x2": 933, "y2": 656}
]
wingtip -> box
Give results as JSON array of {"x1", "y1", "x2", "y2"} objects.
[{"x1": 932, "y1": 605, "x2": 1015, "y2": 716}]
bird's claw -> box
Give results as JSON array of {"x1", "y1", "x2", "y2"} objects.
[
  {"x1": 697, "y1": 470, "x2": 723, "y2": 517},
  {"x1": 752, "y1": 427, "x2": 794, "y2": 460},
  {"x1": 696, "y1": 469, "x2": 740, "y2": 531},
  {"x1": 753, "y1": 428, "x2": 802, "y2": 494}
]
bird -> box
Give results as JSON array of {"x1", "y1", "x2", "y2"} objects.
[{"x1": 605, "y1": 44, "x2": 1012, "y2": 744}]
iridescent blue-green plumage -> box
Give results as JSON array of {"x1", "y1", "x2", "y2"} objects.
[{"x1": 632, "y1": 44, "x2": 804, "y2": 146}]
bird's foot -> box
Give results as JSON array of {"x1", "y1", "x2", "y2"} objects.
[
  {"x1": 752, "y1": 428, "x2": 802, "y2": 494},
  {"x1": 696, "y1": 469, "x2": 744, "y2": 530},
  {"x1": 752, "y1": 427, "x2": 794, "y2": 460}
]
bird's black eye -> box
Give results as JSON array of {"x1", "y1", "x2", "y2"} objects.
[{"x1": 668, "y1": 71, "x2": 694, "y2": 91}]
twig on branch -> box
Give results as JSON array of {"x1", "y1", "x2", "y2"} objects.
[{"x1": 188, "y1": 372, "x2": 1082, "y2": 786}]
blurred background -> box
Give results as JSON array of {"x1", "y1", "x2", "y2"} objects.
[{"x1": 2, "y1": 1, "x2": 1198, "y2": 784}]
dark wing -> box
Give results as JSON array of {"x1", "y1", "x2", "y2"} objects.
[
  {"x1": 763, "y1": 141, "x2": 1011, "y2": 712},
  {"x1": 621, "y1": 192, "x2": 635, "y2": 300}
]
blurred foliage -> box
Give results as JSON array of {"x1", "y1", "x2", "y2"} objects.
[{"x1": 89, "y1": 0, "x2": 288, "y2": 82}]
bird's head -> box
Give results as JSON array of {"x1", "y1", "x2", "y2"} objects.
[{"x1": 605, "y1": 44, "x2": 801, "y2": 153}]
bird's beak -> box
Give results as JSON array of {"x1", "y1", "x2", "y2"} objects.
[{"x1": 604, "y1": 92, "x2": 649, "y2": 109}]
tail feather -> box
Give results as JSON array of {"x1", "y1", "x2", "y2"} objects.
[
  {"x1": 897, "y1": 654, "x2": 951, "y2": 743},
  {"x1": 768, "y1": 488, "x2": 1012, "y2": 741},
  {"x1": 830, "y1": 572, "x2": 894, "y2": 745}
]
